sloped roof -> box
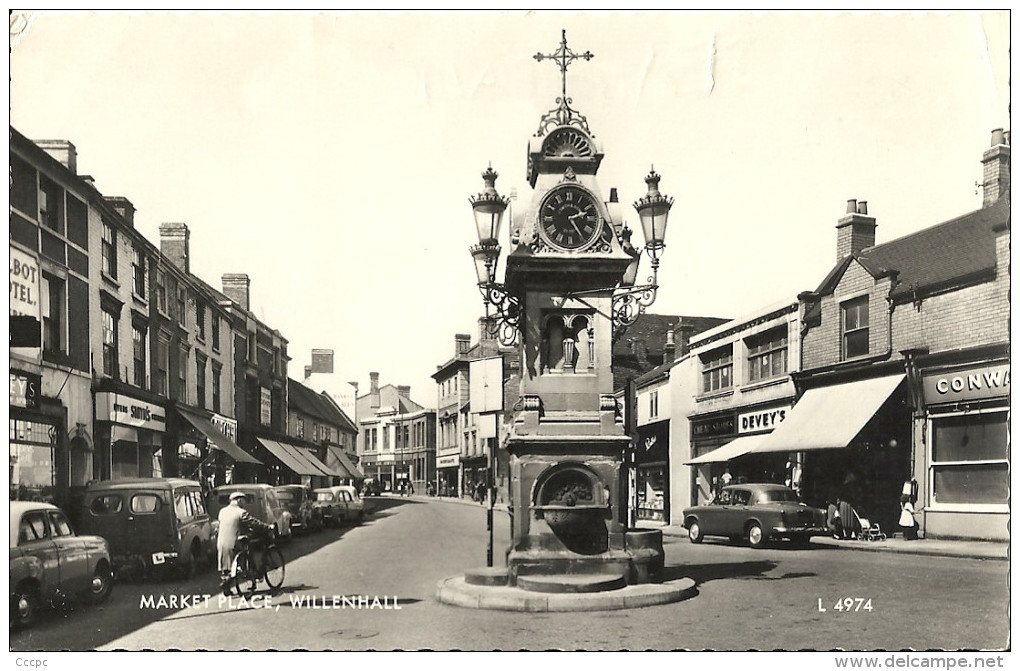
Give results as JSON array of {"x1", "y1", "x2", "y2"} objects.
[
  {"x1": 612, "y1": 313, "x2": 728, "y2": 391},
  {"x1": 809, "y1": 196, "x2": 1008, "y2": 303},
  {"x1": 317, "y1": 392, "x2": 358, "y2": 435},
  {"x1": 288, "y1": 378, "x2": 335, "y2": 423}
]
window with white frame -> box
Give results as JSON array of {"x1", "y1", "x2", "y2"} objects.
[
  {"x1": 700, "y1": 345, "x2": 733, "y2": 394},
  {"x1": 297, "y1": 417, "x2": 305, "y2": 438},
  {"x1": 132, "y1": 246, "x2": 146, "y2": 297},
  {"x1": 746, "y1": 325, "x2": 789, "y2": 383},
  {"x1": 132, "y1": 324, "x2": 147, "y2": 388},
  {"x1": 102, "y1": 308, "x2": 118, "y2": 378},
  {"x1": 101, "y1": 221, "x2": 117, "y2": 278},
  {"x1": 929, "y1": 409, "x2": 1007, "y2": 506},
  {"x1": 41, "y1": 273, "x2": 65, "y2": 355},
  {"x1": 211, "y1": 363, "x2": 221, "y2": 413},
  {"x1": 841, "y1": 296, "x2": 870, "y2": 360},
  {"x1": 649, "y1": 390, "x2": 659, "y2": 419}
]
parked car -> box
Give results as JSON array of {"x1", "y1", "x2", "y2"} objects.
[
  {"x1": 682, "y1": 483, "x2": 827, "y2": 549},
  {"x1": 80, "y1": 478, "x2": 214, "y2": 578},
  {"x1": 313, "y1": 485, "x2": 366, "y2": 526},
  {"x1": 361, "y1": 478, "x2": 382, "y2": 497},
  {"x1": 208, "y1": 484, "x2": 293, "y2": 541},
  {"x1": 273, "y1": 484, "x2": 321, "y2": 534},
  {"x1": 11, "y1": 501, "x2": 114, "y2": 629}
]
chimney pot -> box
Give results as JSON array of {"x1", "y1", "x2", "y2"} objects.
[
  {"x1": 836, "y1": 199, "x2": 877, "y2": 261},
  {"x1": 857, "y1": 200, "x2": 868, "y2": 215},
  {"x1": 846, "y1": 199, "x2": 858, "y2": 214},
  {"x1": 991, "y1": 128, "x2": 1006, "y2": 146},
  {"x1": 981, "y1": 128, "x2": 1011, "y2": 207},
  {"x1": 609, "y1": 188, "x2": 618, "y2": 203}
]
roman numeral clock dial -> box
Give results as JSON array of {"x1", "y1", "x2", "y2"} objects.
[{"x1": 539, "y1": 186, "x2": 600, "y2": 250}]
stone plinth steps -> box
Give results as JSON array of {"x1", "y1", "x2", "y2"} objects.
[{"x1": 437, "y1": 567, "x2": 696, "y2": 612}]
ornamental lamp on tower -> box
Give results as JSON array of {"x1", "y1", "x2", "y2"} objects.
[{"x1": 468, "y1": 166, "x2": 520, "y2": 346}]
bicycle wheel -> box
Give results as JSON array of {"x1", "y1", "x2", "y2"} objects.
[
  {"x1": 262, "y1": 546, "x2": 286, "y2": 589},
  {"x1": 231, "y1": 551, "x2": 257, "y2": 598}
]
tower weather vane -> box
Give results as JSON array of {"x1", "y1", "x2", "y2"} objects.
[{"x1": 534, "y1": 29, "x2": 594, "y2": 99}]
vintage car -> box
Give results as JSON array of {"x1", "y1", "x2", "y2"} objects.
[
  {"x1": 80, "y1": 478, "x2": 214, "y2": 578},
  {"x1": 11, "y1": 501, "x2": 114, "y2": 629},
  {"x1": 273, "y1": 484, "x2": 321, "y2": 534},
  {"x1": 208, "y1": 484, "x2": 293, "y2": 540},
  {"x1": 313, "y1": 485, "x2": 366, "y2": 526},
  {"x1": 682, "y1": 483, "x2": 828, "y2": 548}
]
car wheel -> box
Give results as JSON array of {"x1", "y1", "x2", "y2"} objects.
[
  {"x1": 184, "y1": 541, "x2": 203, "y2": 580},
  {"x1": 747, "y1": 522, "x2": 766, "y2": 549},
  {"x1": 86, "y1": 561, "x2": 114, "y2": 605},
  {"x1": 11, "y1": 584, "x2": 39, "y2": 630},
  {"x1": 687, "y1": 520, "x2": 704, "y2": 544}
]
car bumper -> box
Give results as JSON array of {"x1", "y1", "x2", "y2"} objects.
[{"x1": 771, "y1": 526, "x2": 828, "y2": 537}]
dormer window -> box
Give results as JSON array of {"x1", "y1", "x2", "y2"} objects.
[{"x1": 841, "y1": 296, "x2": 870, "y2": 360}]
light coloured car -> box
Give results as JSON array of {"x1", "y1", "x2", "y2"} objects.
[
  {"x1": 11, "y1": 501, "x2": 114, "y2": 629},
  {"x1": 209, "y1": 484, "x2": 294, "y2": 540},
  {"x1": 682, "y1": 483, "x2": 827, "y2": 548},
  {"x1": 313, "y1": 485, "x2": 366, "y2": 526}
]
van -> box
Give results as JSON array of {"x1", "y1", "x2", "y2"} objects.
[
  {"x1": 80, "y1": 477, "x2": 214, "y2": 578},
  {"x1": 208, "y1": 484, "x2": 293, "y2": 540}
]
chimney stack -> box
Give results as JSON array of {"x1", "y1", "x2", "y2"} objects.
[
  {"x1": 369, "y1": 372, "x2": 380, "y2": 408},
  {"x1": 982, "y1": 128, "x2": 1010, "y2": 207},
  {"x1": 34, "y1": 140, "x2": 77, "y2": 174},
  {"x1": 304, "y1": 365, "x2": 313, "y2": 380},
  {"x1": 160, "y1": 222, "x2": 190, "y2": 272},
  {"x1": 835, "y1": 199, "x2": 877, "y2": 261},
  {"x1": 478, "y1": 317, "x2": 495, "y2": 343},
  {"x1": 676, "y1": 320, "x2": 694, "y2": 357},
  {"x1": 397, "y1": 385, "x2": 411, "y2": 399},
  {"x1": 455, "y1": 333, "x2": 472, "y2": 356},
  {"x1": 221, "y1": 273, "x2": 251, "y2": 310},
  {"x1": 664, "y1": 326, "x2": 677, "y2": 363},
  {"x1": 105, "y1": 197, "x2": 135, "y2": 227}
]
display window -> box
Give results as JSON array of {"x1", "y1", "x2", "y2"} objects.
[{"x1": 929, "y1": 408, "x2": 1008, "y2": 508}]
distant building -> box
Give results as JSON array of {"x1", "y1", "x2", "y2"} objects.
[{"x1": 356, "y1": 372, "x2": 431, "y2": 491}]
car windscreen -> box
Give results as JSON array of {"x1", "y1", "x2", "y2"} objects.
[
  {"x1": 758, "y1": 489, "x2": 799, "y2": 503},
  {"x1": 316, "y1": 492, "x2": 334, "y2": 502},
  {"x1": 276, "y1": 491, "x2": 294, "y2": 502}
]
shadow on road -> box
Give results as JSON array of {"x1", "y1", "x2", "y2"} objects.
[{"x1": 663, "y1": 561, "x2": 778, "y2": 585}]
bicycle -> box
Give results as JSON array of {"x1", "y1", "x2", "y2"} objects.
[{"x1": 228, "y1": 530, "x2": 286, "y2": 597}]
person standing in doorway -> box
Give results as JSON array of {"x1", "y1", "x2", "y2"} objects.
[
  {"x1": 899, "y1": 494, "x2": 920, "y2": 540},
  {"x1": 720, "y1": 467, "x2": 733, "y2": 487}
]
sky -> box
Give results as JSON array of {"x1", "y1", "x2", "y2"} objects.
[{"x1": 9, "y1": 10, "x2": 1010, "y2": 409}]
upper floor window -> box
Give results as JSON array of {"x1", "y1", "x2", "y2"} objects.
[
  {"x1": 841, "y1": 296, "x2": 870, "y2": 360},
  {"x1": 132, "y1": 324, "x2": 147, "y2": 389},
  {"x1": 746, "y1": 325, "x2": 789, "y2": 383},
  {"x1": 132, "y1": 246, "x2": 147, "y2": 297},
  {"x1": 102, "y1": 308, "x2": 118, "y2": 378},
  {"x1": 155, "y1": 334, "x2": 170, "y2": 396},
  {"x1": 211, "y1": 315, "x2": 220, "y2": 350},
  {"x1": 101, "y1": 221, "x2": 117, "y2": 278},
  {"x1": 177, "y1": 289, "x2": 187, "y2": 327},
  {"x1": 178, "y1": 347, "x2": 189, "y2": 403},
  {"x1": 701, "y1": 345, "x2": 733, "y2": 394},
  {"x1": 297, "y1": 418, "x2": 305, "y2": 438},
  {"x1": 211, "y1": 364, "x2": 222, "y2": 413},
  {"x1": 196, "y1": 354, "x2": 207, "y2": 409},
  {"x1": 649, "y1": 390, "x2": 660, "y2": 419},
  {"x1": 41, "y1": 273, "x2": 65, "y2": 355},
  {"x1": 39, "y1": 176, "x2": 63, "y2": 233},
  {"x1": 155, "y1": 269, "x2": 167, "y2": 314},
  {"x1": 196, "y1": 302, "x2": 206, "y2": 340}
]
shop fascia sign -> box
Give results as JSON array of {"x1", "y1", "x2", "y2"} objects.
[
  {"x1": 96, "y1": 392, "x2": 167, "y2": 432},
  {"x1": 691, "y1": 414, "x2": 735, "y2": 438},
  {"x1": 10, "y1": 368, "x2": 41, "y2": 409},
  {"x1": 922, "y1": 364, "x2": 1010, "y2": 404},
  {"x1": 210, "y1": 413, "x2": 238, "y2": 441},
  {"x1": 437, "y1": 454, "x2": 461, "y2": 468},
  {"x1": 738, "y1": 405, "x2": 792, "y2": 434}
]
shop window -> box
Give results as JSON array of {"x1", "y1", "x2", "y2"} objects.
[
  {"x1": 132, "y1": 245, "x2": 147, "y2": 297},
  {"x1": 10, "y1": 419, "x2": 55, "y2": 502},
  {"x1": 746, "y1": 325, "x2": 788, "y2": 382},
  {"x1": 132, "y1": 324, "x2": 147, "y2": 388},
  {"x1": 41, "y1": 273, "x2": 66, "y2": 355},
  {"x1": 701, "y1": 345, "x2": 733, "y2": 393},
  {"x1": 130, "y1": 494, "x2": 161, "y2": 514},
  {"x1": 101, "y1": 220, "x2": 117, "y2": 278},
  {"x1": 930, "y1": 410, "x2": 1008, "y2": 506},
  {"x1": 102, "y1": 308, "x2": 119, "y2": 379},
  {"x1": 89, "y1": 494, "x2": 124, "y2": 515},
  {"x1": 841, "y1": 296, "x2": 869, "y2": 360}
]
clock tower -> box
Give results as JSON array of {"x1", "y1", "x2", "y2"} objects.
[{"x1": 488, "y1": 31, "x2": 668, "y2": 585}]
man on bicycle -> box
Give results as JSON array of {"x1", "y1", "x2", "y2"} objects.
[{"x1": 218, "y1": 491, "x2": 274, "y2": 595}]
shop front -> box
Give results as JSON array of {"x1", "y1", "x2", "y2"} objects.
[
  {"x1": 917, "y1": 360, "x2": 1009, "y2": 540},
  {"x1": 170, "y1": 406, "x2": 261, "y2": 488},
  {"x1": 94, "y1": 391, "x2": 167, "y2": 482},
  {"x1": 461, "y1": 454, "x2": 488, "y2": 501},
  {"x1": 751, "y1": 373, "x2": 911, "y2": 535},
  {"x1": 635, "y1": 419, "x2": 670, "y2": 522},
  {"x1": 10, "y1": 368, "x2": 62, "y2": 502},
  {"x1": 436, "y1": 453, "x2": 460, "y2": 497}
]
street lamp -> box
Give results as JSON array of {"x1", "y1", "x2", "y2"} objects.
[
  {"x1": 469, "y1": 166, "x2": 520, "y2": 346},
  {"x1": 612, "y1": 168, "x2": 674, "y2": 328}
]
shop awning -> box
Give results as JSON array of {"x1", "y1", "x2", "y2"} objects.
[
  {"x1": 685, "y1": 433, "x2": 770, "y2": 465},
  {"x1": 257, "y1": 438, "x2": 318, "y2": 476},
  {"x1": 179, "y1": 409, "x2": 261, "y2": 464},
  {"x1": 277, "y1": 439, "x2": 342, "y2": 478},
  {"x1": 751, "y1": 374, "x2": 905, "y2": 454},
  {"x1": 327, "y1": 447, "x2": 365, "y2": 479}
]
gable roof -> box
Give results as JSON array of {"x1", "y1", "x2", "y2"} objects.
[{"x1": 612, "y1": 313, "x2": 729, "y2": 391}]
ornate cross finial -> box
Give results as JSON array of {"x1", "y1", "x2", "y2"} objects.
[{"x1": 533, "y1": 29, "x2": 594, "y2": 99}]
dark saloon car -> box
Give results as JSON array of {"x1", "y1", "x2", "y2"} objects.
[
  {"x1": 11, "y1": 501, "x2": 114, "y2": 629},
  {"x1": 273, "y1": 485, "x2": 321, "y2": 534},
  {"x1": 682, "y1": 483, "x2": 827, "y2": 548}
]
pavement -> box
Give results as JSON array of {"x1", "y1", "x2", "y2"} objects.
[{"x1": 399, "y1": 493, "x2": 1009, "y2": 562}]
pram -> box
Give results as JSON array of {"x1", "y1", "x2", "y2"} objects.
[{"x1": 854, "y1": 510, "x2": 887, "y2": 542}]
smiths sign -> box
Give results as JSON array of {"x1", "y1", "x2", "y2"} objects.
[
  {"x1": 10, "y1": 369, "x2": 41, "y2": 409},
  {"x1": 923, "y1": 364, "x2": 1010, "y2": 404},
  {"x1": 95, "y1": 392, "x2": 167, "y2": 432}
]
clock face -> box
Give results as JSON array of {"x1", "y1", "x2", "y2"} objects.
[
  {"x1": 543, "y1": 128, "x2": 594, "y2": 158},
  {"x1": 540, "y1": 186, "x2": 601, "y2": 250}
]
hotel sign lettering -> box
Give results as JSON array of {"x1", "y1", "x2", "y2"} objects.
[{"x1": 923, "y1": 364, "x2": 1010, "y2": 404}]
